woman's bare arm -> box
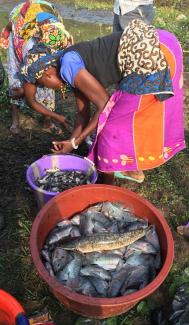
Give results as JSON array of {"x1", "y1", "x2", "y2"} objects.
[
  {"x1": 73, "y1": 68, "x2": 109, "y2": 146},
  {"x1": 52, "y1": 69, "x2": 110, "y2": 153},
  {"x1": 24, "y1": 82, "x2": 68, "y2": 128},
  {"x1": 70, "y1": 88, "x2": 91, "y2": 139}
]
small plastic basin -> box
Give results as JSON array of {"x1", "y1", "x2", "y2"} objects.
[{"x1": 26, "y1": 154, "x2": 97, "y2": 208}]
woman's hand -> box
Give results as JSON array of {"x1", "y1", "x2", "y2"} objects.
[
  {"x1": 24, "y1": 82, "x2": 69, "y2": 129},
  {"x1": 51, "y1": 140, "x2": 73, "y2": 154}
]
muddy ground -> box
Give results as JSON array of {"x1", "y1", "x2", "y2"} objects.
[{"x1": 0, "y1": 71, "x2": 188, "y2": 324}]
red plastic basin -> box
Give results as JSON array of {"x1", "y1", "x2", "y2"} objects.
[
  {"x1": 30, "y1": 185, "x2": 174, "y2": 319},
  {"x1": 0, "y1": 290, "x2": 26, "y2": 325}
]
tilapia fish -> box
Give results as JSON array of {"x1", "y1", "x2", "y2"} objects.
[{"x1": 61, "y1": 226, "x2": 152, "y2": 253}]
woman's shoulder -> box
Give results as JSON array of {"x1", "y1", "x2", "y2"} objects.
[
  {"x1": 60, "y1": 50, "x2": 84, "y2": 66},
  {"x1": 60, "y1": 51, "x2": 85, "y2": 87}
]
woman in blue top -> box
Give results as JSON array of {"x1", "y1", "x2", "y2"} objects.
[{"x1": 21, "y1": 20, "x2": 185, "y2": 184}]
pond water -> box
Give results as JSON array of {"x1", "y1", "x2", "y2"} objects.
[{"x1": 0, "y1": 0, "x2": 113, "y2": 42}]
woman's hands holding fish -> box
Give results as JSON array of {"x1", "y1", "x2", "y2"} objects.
[{"x1": 51, "y1": 140, "x2": 73, "y2": 154}]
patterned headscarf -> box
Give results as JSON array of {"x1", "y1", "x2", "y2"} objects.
[
  {"x1": 20, "y1": 43, "x2": 64, "y2": 83},
  {"x1": 10, "y1": 0, "x2": 73, "y2": 61},
  {"x1": 19, "y1": 1, "x2": 73, "y2": 83},
  {"x1": 118, "y1": 19, "x2": 174, "y2": 101},
  {"x1": 39, "y1": 21, "x2": 73, "y2": 51}
]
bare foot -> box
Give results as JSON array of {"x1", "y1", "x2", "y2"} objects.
[
  {"x1": 177, "y1": 225, "x2": 189, "y2": 238},
  {"x1": 10, "y1": 125, "x2": 20, "y2": 135}
]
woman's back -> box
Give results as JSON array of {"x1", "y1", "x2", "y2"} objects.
[{"x1": 63, "y1": 32, "x2": 122, "y2": 87}]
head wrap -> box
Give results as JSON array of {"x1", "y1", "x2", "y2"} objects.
[
  {"x1": 9, "y1": 0, "x2": 72, "y2": 61},
  {"x1": 20, "y1": 43, "x2": 64, "y2": 83},
  {"x1": 118, "y1": 19, "x2": 174, "y2": 101},
  {"x1": 20, "y1": 9, "x2": 73, "y2": 83},
  {"x1": 39, "y1": 22, "x2": 73, "y2": 50}
]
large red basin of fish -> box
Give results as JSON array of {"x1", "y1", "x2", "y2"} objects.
[{"x1": 30, "y1": 184, "x2": 174, "y2": 319}]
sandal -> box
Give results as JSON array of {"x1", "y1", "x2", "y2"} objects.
[
  {"x1": 114, "y1": 171, "x2": 145, "y2": 183},
  {"x1": 42, "y1": 123, "x2": 63, "y2": 135}
]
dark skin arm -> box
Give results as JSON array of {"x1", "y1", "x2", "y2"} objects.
[
  {"x1": 24, "y1": 82, "x2": 68, "y2": 128},
  {"x1": 71, "y1": 88, "x2": 91, "y2": 138},
  {"x1": 52, "y1": 68, "x2": 109, "y2": 153},
  {"x1": 74, "y1": 69, "x2": 109, "y2": 144}
]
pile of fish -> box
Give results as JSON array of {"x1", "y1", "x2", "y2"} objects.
[
  {"x1": 36, "y1": 168, "x2": 91, "y2": 192},
  {"x1": 152, "y1": 283, "x2": 189, "y2": 324},
  {"x1": 41, "y1": 201, "x2": 161, "y2": 298},
  {"x1": 169, "y1": 284, "x2": 189, "y2": 324}
]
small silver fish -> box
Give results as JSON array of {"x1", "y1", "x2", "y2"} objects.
[
  {"x1": 57, "y1": 254, "x2": 82, "y2": 282},
  {"x1": 36, "y1": 169, "x2": 90, "y2": 192},
  {"x1": 108, "y1": 265, "x2": 135, "y2": 297},
  {"x1": 52, "y1": 247, "x2": 71, "y2": 273},
  {"x1": 75, "y1": 277, "x2": 98, "y2": 297},
  {"x1": 120, "y1": 265, "x2": 149, "y2": 294},
  {"x1": 41, "y1": 248, "x2": 51, "y2": 263},
  {"x1": 80, "y1": 265, "x2": 111, "y2": 281},
  {"x1": 47, "y1": 225, "x2": 72, "y2": 245},
  {"x1": 101, "y1": 202, "x2": 137, "y2": 223},
  {"x1": 84, "y1": 252, "x2": 121, "y2": 270},
  {"x1": 128, "y1": 239, "x2": 157, "y2": 254},
  {"x1": 89, "y1": 277, "x2": 109, "y2": 297}
]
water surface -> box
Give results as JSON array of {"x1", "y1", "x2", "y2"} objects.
[{"x1": 0, "y1": 0, "x2": 113, "y2": 42}]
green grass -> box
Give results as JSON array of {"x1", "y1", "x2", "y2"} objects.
[
  {"x1": 75, "y1": 0, "x2": 113, "y2": 10},
  {"x1": 59, "y1": 0, "x2": 114, "y2": 10},
  {"x1": 154, "y1": 7, "x2": 189, "y2": 52}
]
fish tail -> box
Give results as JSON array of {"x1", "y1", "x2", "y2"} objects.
[{"x1": 146, "y1": 224, "x2": 155, "y2": 234}]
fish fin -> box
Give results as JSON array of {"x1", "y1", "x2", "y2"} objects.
[{"x1": 146, "y1": 225, "x2": 155, "y2": 234}]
